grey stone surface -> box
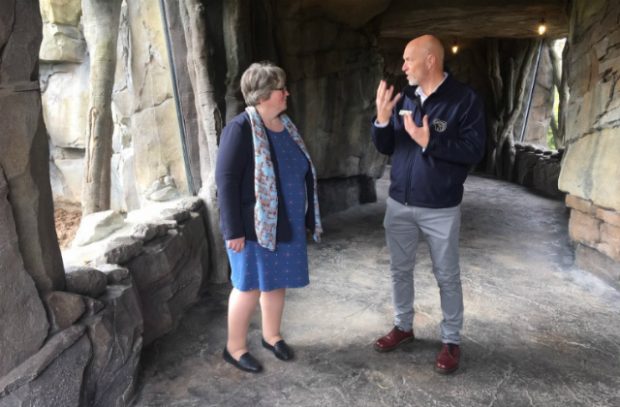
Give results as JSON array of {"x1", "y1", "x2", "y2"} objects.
[
  {"x1": 73, "y1": 210, "x2": 126, "y2": 247},
  {"x1": 0, "y1": 325, "x2": 86, "y2": 396},
  {"x1": 559, "y1": 0, "x2": 620, "y2": 210},
  {"x1": 175, "y1": 196, "x2": 204, "y2": 213},
  {"x1": 65, "y1": 266, "x2": 108, "y2": 298},
  {"x1": 130, "y1": 223, "x2": 164, "y2": 243},
  {"x1": 100, "y1": 237, "x2": 144, "y2": 265},
  {"x1": 0, "y1": 333, "x2": 91, "y2": 407},
  {"x1": 132, "y1": 175, "x2": 620, "y2": 406},
  {"x1": 0, "y1": 0, "x2": 65, "y2": 293},
  {"x1": 83, "y1": 284, "x2": 143, "y2": 407},
  {"x1": 49, "y1": 157, "x2": 84, "y2": 203},
  {"x1": 514, "y1": 149, "x2": 540, "y2": 186},
  {"x1": 377, "y1": 2, "x2": 568, "y2": 39},
  {"x1": 0, "y1": 167, "x2": 49, "y2": 377},
  {"x1": 145, "y1": 177, "x2": 180, "y2": 202},
  {"x1": 83, "y1": 296, "x2": 105, "y2": 317},
  {"x1": 43, "y1": 291, "x2": 86, "y2": 333},
  {"x1": 97, "y1": 263, "x2": 131, "y2": 284},
  {"x1": 125, "y1": 213, "x2": 208, "y2": 345},
  {"x1": 575, "y1": 244, "x2": 620, "y2": 290},
  {"x1": 318, "y1": 175, "x2": 377, "y2": 217},
  {"x1": 40, "y1": 62, "x2": 89, "y2": 149},
  {"x1": 532, "y1": 158, "x2": 562, "y2": 198},
  {"x1": 159, "y1": 207, "x2": 191, "y2": 223}
]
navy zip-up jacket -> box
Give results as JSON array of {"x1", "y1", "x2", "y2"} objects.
[
  {"x1": 371, "y1": 74, "x2": 486, "y2": 208},
  {"x1": 215, "y1": 112, "x2": 316, "y2": 241}
]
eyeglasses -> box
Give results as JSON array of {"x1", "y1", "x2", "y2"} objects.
[{"x1": 274, "y1": 86, "x2": 287, "y2": 92}]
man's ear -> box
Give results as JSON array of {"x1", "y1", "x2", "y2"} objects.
[{"x1": 426, "y1": 53, "x2": 435, "y2": 69}]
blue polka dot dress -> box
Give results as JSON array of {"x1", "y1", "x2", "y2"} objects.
[{"x1": 226, "y1": 127, "x2": 310, "y2": 292}]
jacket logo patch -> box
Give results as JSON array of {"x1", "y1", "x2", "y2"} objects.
[{"x1": 432, "y1": 119, "x2": 448, "y2": 132}]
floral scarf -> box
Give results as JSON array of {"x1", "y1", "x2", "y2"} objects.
[{"x1": 245, "y1": 106, "x2": 322, "y2": 251}]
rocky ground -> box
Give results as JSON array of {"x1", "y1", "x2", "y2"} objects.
[
  {"x1": 130, "y1": 175, "x2": 620, "y2": 407},
  {"x1": 54, "y1": 201, "x2": 81, "y2": 248}
]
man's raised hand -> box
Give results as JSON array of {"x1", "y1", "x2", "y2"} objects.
[{"x1": 376, "y1": 80, "x2": 401, "y2": 124}]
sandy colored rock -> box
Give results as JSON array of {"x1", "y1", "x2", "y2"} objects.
[
  {"x1": 39, "y1": 0, "x2": 82, "y2": 26},
  {"x1": 565, "y1": 194, "x2": 593, "y2": 214},
  {"x1": 559, "y1": 128, "x2": 620, "y2": 211},
  {"x1": 568, "y1": 210, "x2": 601, "y2": 246},
  {"x1": 595, "y1": 207, "x2": 620, "y2": 227},
  {"x1": 39, "y1": 23, "x2": 85, "y2": 63}
]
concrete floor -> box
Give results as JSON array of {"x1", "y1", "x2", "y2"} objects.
[{"x1": 131, "y1": 175, "x2": 620, "y2": 407}]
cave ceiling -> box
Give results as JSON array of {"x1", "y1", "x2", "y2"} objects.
[{"x1": 288, "y1": 0, "x2": 569, "y2": 47}]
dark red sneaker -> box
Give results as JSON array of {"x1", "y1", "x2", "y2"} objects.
[
  {"x1": 374, "y1": 326, "x2": 414, "y2": 352},
  {"x1": 435, "y1": 343, "x2": 460, "y2": 374}
]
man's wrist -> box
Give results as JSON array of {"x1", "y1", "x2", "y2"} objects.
[
  {"x1": 376, "y1": 115, "x2": 390, "y2": 124},
  {"x1": 374, "y1": 119, "x2": 389, "y2": 128}
]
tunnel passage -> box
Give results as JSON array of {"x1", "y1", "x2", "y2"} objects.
[{"x1": 1, "y1": 0, "x2": 619, "y2": 405}]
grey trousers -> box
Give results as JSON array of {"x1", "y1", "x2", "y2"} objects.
[{"x1": 383, "y1": 197, "x2": 463, "y2": 344}]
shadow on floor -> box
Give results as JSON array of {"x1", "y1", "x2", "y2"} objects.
[{"x1": 132, "y1": 175, "x2": 620, "y2": 407}]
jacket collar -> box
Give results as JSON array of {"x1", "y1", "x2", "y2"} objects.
[{"x1": 402, "y1": 73, "x2": 452, "y2": 100}]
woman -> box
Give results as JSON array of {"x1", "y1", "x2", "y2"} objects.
[{"x1": 215, "y1": 62, "x2": 322, "y2": 373}]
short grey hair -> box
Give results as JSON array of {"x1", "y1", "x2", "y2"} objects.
[{"x1": 240, "y1": 62, "x2": 286, "y2": 106}]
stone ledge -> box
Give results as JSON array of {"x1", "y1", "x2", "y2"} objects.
[
  {"x1": 0, "y1": 197, "x2": 212, "y2": 405},
  {"x1": 565, "y1": 197, "x2": 620, "y2": 263},
  {"x1": 565, "y1": 194, "x2": 594, "y2": 214},
  {"x1": 568, "y1": 210, "x2": 601, "y2": 245},
  {"x1": 513, "y1": 144, "x2": 564, "y2": 199},
  {"x1": 575, "y1": 244, "x2": 620, "y2": 289},
  {"x1": 0, "y1": 281, "x2": 144, "y2": 406},
  {"x1": 62, "y1": 197, "x2": 210, "y2": 346}
]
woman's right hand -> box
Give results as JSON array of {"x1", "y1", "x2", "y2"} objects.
[{"x1": 226, "y1": 237, "x2": 245, "y2": 253}]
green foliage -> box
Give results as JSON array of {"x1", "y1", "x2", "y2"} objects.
[{"x1": 547, "y1": 86, "x2": 560, "y2": 150}]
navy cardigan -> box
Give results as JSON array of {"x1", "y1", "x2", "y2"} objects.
[{"x1": 215, "y1": 112, "x2": 316, "y2": 242}]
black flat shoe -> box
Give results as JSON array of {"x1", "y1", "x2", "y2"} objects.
[
  {"x1": 222, "y1": 348, "x2": 263, "y2": 373},
  {"x1": 262, "y1": 338, "x2": 294, "y2": 361}
]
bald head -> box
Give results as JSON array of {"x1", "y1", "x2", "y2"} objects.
[
  {"x1": 401, "y1": 34, "x2": 445, "y2": 91},
  {"x1": 406, "y1": 35, "x2": 445, "y2": 72}
]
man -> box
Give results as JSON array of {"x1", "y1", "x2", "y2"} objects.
[{"x1": 371, "y1": 35, "x2": 486, "y2": 374}]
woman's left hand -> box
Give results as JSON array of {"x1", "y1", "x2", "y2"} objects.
[{"x1": 227, "y1": 237, "x2": 246, "y2": 252}]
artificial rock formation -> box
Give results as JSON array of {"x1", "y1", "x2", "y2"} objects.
[
  {"x1": 41, "y1": 0, "x2": 573, "y2": 283},
  {"x1": 1, "y1": 3, "x2": 207, "y2": 405},
  {"x1": 114, "y1": 0, "x2": 188, "y2": 208},
  {"x1": 1, "y1": 0, "x2": 65, "y2": 293},
  {"x1": 1, "y1": 195, "x2": 210, "y2": 405},
  {"x1": 558, "y1": 0, "x2": 620, "y2": 284},
  {"x1": 0, "y1": 167, "x2": 49, "y2": 378},
  {"x1": 273, "y1": 1, "x2": 387, "y2": 215},
  {"x1": 41, "y1": 0, "x2": 189, "y2": 212}
]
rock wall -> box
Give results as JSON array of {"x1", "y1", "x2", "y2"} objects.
[
  {"x1": 41, "y1": 0, "x2": 188, "y2": 211},
  {"x1": 42, "y1": 0, "x2": 391, "y2": 218},
  {"x1": 558, "y1": 0, "x2": 620, "y2": 284},
  {"x1": 0, "y1": 0, "x2": 65, "y2": 294},
  {"x1": 273, "y1": 1, "x2": 388, "y2": 215},
  {"x1": 2, "y1": 2, "x2": 211, "y2": 404},
  {"x1": 0, "y1": 197, "x2": 210, "y2": 405},
  {"x1": 0, "y1": 168, "x2": 49, "y2": 378},
  {"x1": 513, "y1": 144, "x2": 563, "y2": 198}
]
